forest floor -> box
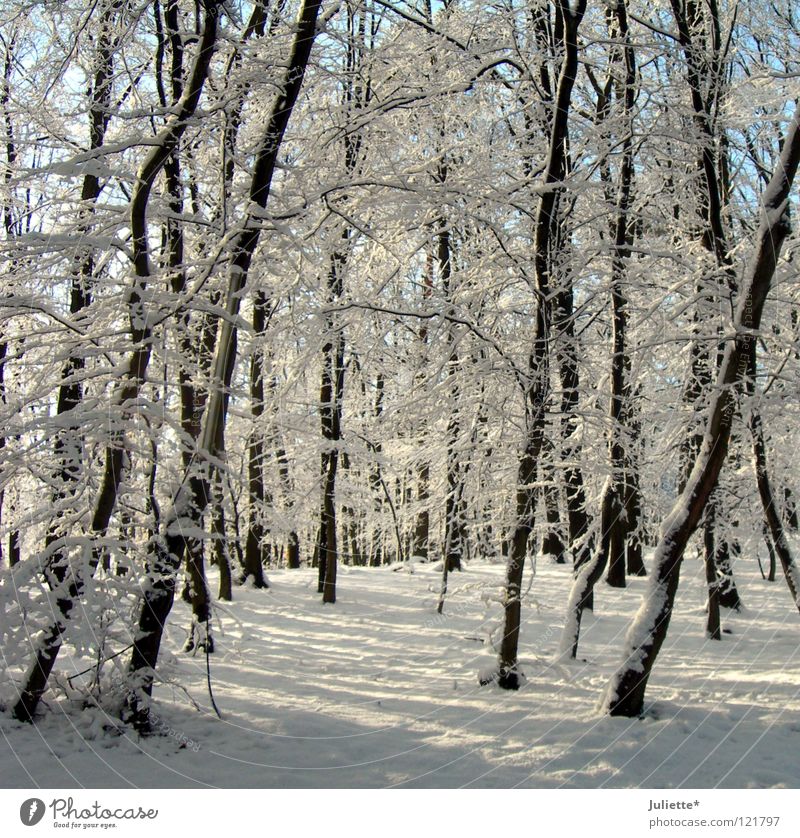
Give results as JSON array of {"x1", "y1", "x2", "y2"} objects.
[{"x1": 2, "y1": 555, "x2": 800, "y2": 788}]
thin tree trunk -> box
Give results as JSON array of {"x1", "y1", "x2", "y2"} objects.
[
  {"x1": 784, "y1": 487, "x2": 799, "y2": 531},
  {"x1": 412, "y1": 248, "x2": 432, "y2": 562},
  {"x1": 624, "y1": 446, "x2": 646, "y2": 576},
  {"x1": 244, "y1": 291, "x2": 270, "y2": 588},
  {"x1": 561, "y1": 0, "x2": 636, "y2": 656},
  {"x1": 319, "y1": 253, "x2": 345, "y2": 603},
  {"x1": 211, "y1": 470, "x2": 232, "y2": 601},
  {"x1": 0, "y1": 31, "x2": 26, "y2": 569},
  {"x1": 436, "y1": 166, "x2": 465, "y2": 611},
  {"x1": 703, "y1": 502, "x2": 721, "y2": 639},
  {"x1": 748, "y1": 344, "x2": 800, "y2": 610},
  {"x1": 763, "y1": 523, "x2": 777, "y2": 583},
  {"x1": 271, "y1": 406, "x2": 300, "y2": 569},
  {"x1": 493, "y1": 0, "x2": 586, "y2": 690},
  {"x1": 369, "y1": 372, "x2": 385, "y2": 568}
]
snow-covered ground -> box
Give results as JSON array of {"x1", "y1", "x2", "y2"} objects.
[{"x1": 2, "y1": 556, "x2": 800, "y2": 788}]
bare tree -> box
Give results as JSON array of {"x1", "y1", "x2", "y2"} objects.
[
  {"x1": 602, "y1": 103, "x2": 800, "y2": 717},
  {"x1": 493, "y1": 0, "x2": 587, "y2": 690},
  {"x1": 12, "y1": 0, "x2": 222, "y2": 723},
  {"x1": 122, "y1": 0, "x2": 326, "y2": 731}
]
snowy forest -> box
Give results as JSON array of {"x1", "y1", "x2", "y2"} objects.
[{"x1": 2, "y1": 0, "x2": 800, "y2": 789}]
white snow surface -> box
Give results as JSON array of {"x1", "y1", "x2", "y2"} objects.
[{"x1": 2, "y1": 559, "x2": 800, "y2": 788}]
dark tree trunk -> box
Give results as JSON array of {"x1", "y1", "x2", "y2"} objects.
[
  {"x1": 244, "y1": 291, "x2": 270, "y2": 589},
  {"x1": 606, "y1": 515, "x2": 627, "y2": 588},
  {"x1": 319, "y1": 245, "x2": 346, "y2": 604},
  {"x1": 369, "y1": 372, "x2": 385, "y2": 568},
  {"x1": 12, "y1": 2, "x2": 220, "y2": 723},
  {"x1": 436, "y1": 178, "x2": 466, "y2": 612},
  {"x1": 715, "y1": 537, "x2": 742, "y2": 610},
  {"x1": 603, "y1": 105, "x2": 800, "y2": 717},
  {"x1": 703, "y1": 505, "x2": 721, "y2": 639},
  {"x1": 493, "y1": 0, "x2": 586, "y2": 689},
  {"x1": 748, "y1": 344, "x2": 800, "y2": 611},
  {"x1": 286, "y1": 530, "x2": 301, "y2": 569},
  {"x1": 784, "y1": 488, "x2": 799, "y2": 531},
  {"x1": 541, "y1": 460, "x2": 566, "y2": 563},
  {"x1": 557, "y1": 282, "x2": 590, "y2": 566},
  {"x1": 122, "y1": 0, "x2": 324, "y2": 731},
  {"x1": 763, "y1": 524, "x2": 777, "y2": 583}
]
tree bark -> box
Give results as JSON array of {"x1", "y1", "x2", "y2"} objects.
[
  {"x1": 748, "y1": 344, "x2": 800, "y2": 611},
  {"x1": 493, "y1": 0, "x2": 586, "y2": 690},
  {"x1": 12, "y1": 1, "x2": 221, "y2": 723},
  {"x1": 244, "y1": 291, "x2": 270, "y2": 588},
  {"x1": 561, "y1": 0, "x2": 636, "y2": 656},
  {"x1": 603, "y1": 104, "x2": 800, "y2": 717},
  {"x1": 122, "y1": 0, "x2": 324, "y2": 730}
]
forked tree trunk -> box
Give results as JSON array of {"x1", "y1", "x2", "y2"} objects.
[
  {"x1": 561, "y1": 0, "x2": 636, "y2": 656},
  {"x1": 12, "y1": 1, "x2": 221, "y2": 723},
  {"x1": 492, "y1": 0, "x2": 586, "y2": 690},
  {"x1": 157, "y1": 0, "x2": 218, "y2": 647},
  {"x1": 122, "y1": 0, "x2": 324, "y2": 731},
  {"x1": 603, "y1": 104, "x2": 800, "y2": 717},
  {"x1": 670, "y1": 0, "x2": 743, "y2": 615}
]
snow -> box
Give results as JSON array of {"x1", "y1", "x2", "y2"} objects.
[{"x1": 3, "y1": 558, "x2": 800, "y2": 788}]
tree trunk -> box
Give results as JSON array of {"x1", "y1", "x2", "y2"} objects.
[
  {"x1": 319, "y1": 244, "x2": 346, "y2": 604},
  {"x1": 493, "y1": 0, "x2": 586, "y2": 689},
  {"x1": 562, "y1": 0, "x2": 635, "y2": 655},
  {"x1": 158, "y1": 0, "x2": 219, "y2": 643},
  {"x1": 12, "y1": 2, "x2": 221, "y2": 723},
  {"x1": 763, "y1": 524, "x2": 777, "y2": 583},
  {"x1": 670, "y1": 0, "x2": 743, "y2": 617},
  {"x1": 749, "y1": 345, "x2": 800, "y2": 611},
  {"x1": 244, "y1": 291, "x2": 270, "y2": 588},
  {"x1": 541, "y1": 459, "x2": 566, "y2": 563},
  {"x1": 211, "y1": 471, "x2": 232, "y2": 601},
  {"x1": 603, "y1": 104, "x2": 800, "y2": 717},
  {"x1": 703, "y1": 505, "x2": 721, "y2": 639},
  {"x1": 122, "y1": 0, "x2": 324, "y2": 731}
]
